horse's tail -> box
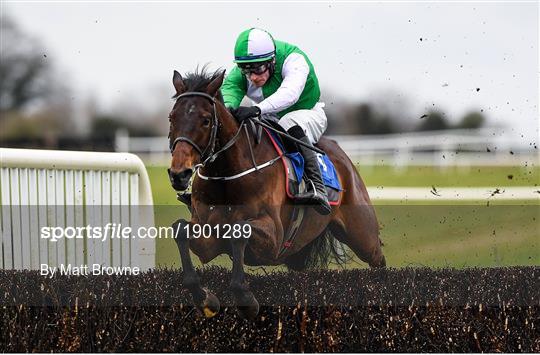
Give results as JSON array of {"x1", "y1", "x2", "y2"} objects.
[{"x1": 284, "y1": 227, "x2": 351, "y2": 271}]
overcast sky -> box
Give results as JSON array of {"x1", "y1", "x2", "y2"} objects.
[{"x1": 2, "y1": 1, "x2": 538, "y2": 142}]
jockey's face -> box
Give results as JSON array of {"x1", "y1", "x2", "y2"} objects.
[
  {"x1": 249, "y1": 69, "x2": 270, "y2": 87},
  {"x1": 239, "y1": 60, "x2": 272, "y2": 87}
]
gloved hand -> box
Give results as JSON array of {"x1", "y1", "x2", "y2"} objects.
[{"x1": 229, "y1": 106, "x2": 261, "y2": 123}]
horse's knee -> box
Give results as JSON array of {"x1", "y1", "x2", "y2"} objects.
[
  {"x1": 227, "y1": 216, "x2": 280, "y2": 263},
  {"x1": 172, "y1": 218, "x2": 189, "y2": 245}
]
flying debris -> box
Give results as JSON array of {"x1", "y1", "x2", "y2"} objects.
[
  {"x1": 489, "y1": 188, "x2": 505, "y2": 197},
  {"x1": 430, "y1": 186, "x2": 441, "y2": 197}
]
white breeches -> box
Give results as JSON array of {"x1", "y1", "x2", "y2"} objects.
[{"x1": 277, "y1": 102, "x2": 328, "y2": 144}]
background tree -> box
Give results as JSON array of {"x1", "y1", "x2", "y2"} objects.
[
  {"x1": 0, "y1": 14, "x2": 75, "y2": 147},
  {"x1": 353, "y1": 103, "x2": 396, "y2": 134},
  {"x1": 90, "y1": 115, "x2": 159, "y2": 140},
  {"x1": 416, "y1": 111, "x2": 449, "y2": 131},
  {"x1": 0, "y1": 15, "x2": 51, "y2": 113},
  {"x1": 456, "y1": 111, "x2": 485, "y2": 129}
]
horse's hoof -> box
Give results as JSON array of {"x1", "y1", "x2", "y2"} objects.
[
  {"x1": 198, "y1": 290, "x2": 220, "y2": 318},
  {"x1": 236, "y1": 292, "x2": 260, "y2": 320}
]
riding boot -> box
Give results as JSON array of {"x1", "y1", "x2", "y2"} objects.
[
  {"x1": 177, "y1": 192, "x2": 193, "y2": 214},
  {"x1": 287, "y1": 125, "x2": 332, "y2": 216}
]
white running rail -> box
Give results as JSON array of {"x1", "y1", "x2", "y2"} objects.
[
  {"x1": 368, "y1": 187, "x2": 540, "y2": 201},
  {"x1": 0, "y1": 148, "x2": 155, "y2": 271}
]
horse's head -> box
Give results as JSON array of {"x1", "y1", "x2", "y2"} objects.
[{"x1": 167, "y1": 69, "x2": 225, "y2": 191}]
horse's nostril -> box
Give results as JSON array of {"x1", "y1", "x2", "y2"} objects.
[
  {"x1": 178, "y1": 169, "x2": 193, "y2": 180},
  {"x1": 169, "y1": 168, "x2": 193, "y2": 191},
  {"x1": 169, "y1": 169, "x2": 193, "y2": 183}
]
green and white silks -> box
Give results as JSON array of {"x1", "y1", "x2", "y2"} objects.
[{"x1": 222, "y1": 40, "x2": 321, "y2": 118}]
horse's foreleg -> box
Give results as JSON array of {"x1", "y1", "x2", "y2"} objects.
[
  {"x1": 229, "y1": 224, "x2": 260, "y2": 320},
  {"x1": 172, "y1": 218, "x2": 220, "y2": 318}
]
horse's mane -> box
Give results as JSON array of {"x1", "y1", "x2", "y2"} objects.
[{"x1": 173, "y1": 65, "x2": 224, "y2": 103}]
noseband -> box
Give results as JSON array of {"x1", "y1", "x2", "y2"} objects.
[{"x1": 169, "y1": 92, "x2": 220, "y2": 164}]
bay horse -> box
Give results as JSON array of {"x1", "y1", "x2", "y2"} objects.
[{"x1": 167, "y1": 68, "x2": 385, "y2": 319}]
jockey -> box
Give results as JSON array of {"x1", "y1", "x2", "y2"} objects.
[{"x1": 222, "y1": 28, "x2": 331, "y2": 215}]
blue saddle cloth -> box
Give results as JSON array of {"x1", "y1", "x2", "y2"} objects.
[{"x1": 270, "y1": 131, "x2": 342, "y2": 191}]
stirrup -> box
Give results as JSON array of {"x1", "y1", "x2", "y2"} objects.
[
  {"x1": 306, "y1": 180, "x2": 331, "y2": 215},
  {"x1": 294, "y1": 180, "x2": 331, "y2": 215},
  {"x1": 308, "y1": 180, "x2": 319, "y2": 197}
]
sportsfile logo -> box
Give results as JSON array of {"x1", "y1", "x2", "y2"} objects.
[
  {"x1": 40, "y1": 223, "x2": 171, "y2": 242},
  {"x1": 40, "y1": 223, "x2": 252, "y2": 242}
]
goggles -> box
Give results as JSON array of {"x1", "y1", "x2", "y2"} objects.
[{"x1": 239, "y1": 62, "x2": 270, "y2": 76}]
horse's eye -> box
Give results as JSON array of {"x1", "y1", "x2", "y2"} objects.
[{"x1": 202, "y1": 117, "x2": 211, "y2": 127}]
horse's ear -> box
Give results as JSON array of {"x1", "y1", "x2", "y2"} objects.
[
  {"x1": 173, "y1": 70, "x2": 186, "y2": 94},
  {"x1": 206, "y1": 70, "x2": 226, "y2": 97}
]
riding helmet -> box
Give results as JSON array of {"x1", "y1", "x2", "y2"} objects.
[{"x1": 233, "y1": 28, "x2": 275, "y2": 64}]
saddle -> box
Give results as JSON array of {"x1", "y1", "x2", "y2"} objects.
[{"x1": 259, "y1": 117, "x2": 342, "y2": 205}]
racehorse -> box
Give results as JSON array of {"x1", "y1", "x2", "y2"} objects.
[{"x1": 167, "y1": 68, "x2": 385, "y2": 319}]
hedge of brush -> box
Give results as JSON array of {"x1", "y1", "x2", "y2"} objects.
[{"x1": 1, "y1": 267, "x2": 538, "y2": 352}]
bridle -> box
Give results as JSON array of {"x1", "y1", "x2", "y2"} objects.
[
  {"x1": 169, "y1": 92, "x2": 220, "y2": 166},
  {"x1": 168, "y1": 90, "x2": 282, "y2": 182},
  {"x1": 169, "y1": 91, "x2": 256, "y2": 171}
]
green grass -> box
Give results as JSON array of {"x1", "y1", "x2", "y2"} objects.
[
  {"x1": 146, "y1": 167, "x2": 180, "y2": 205},
  {"x1": 147, "y1": 164, "x2": 539, "y2": 270},
  {"x1": 375, "y1": 204, "x2": 539, "y2": 268},
  {"x1": 356, "y1": 164, "x2": 539, "y2": 187}
]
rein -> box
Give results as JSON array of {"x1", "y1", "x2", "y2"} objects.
[{"x1": 169, "y1": 91, "x2": 282, "y2": 182}]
